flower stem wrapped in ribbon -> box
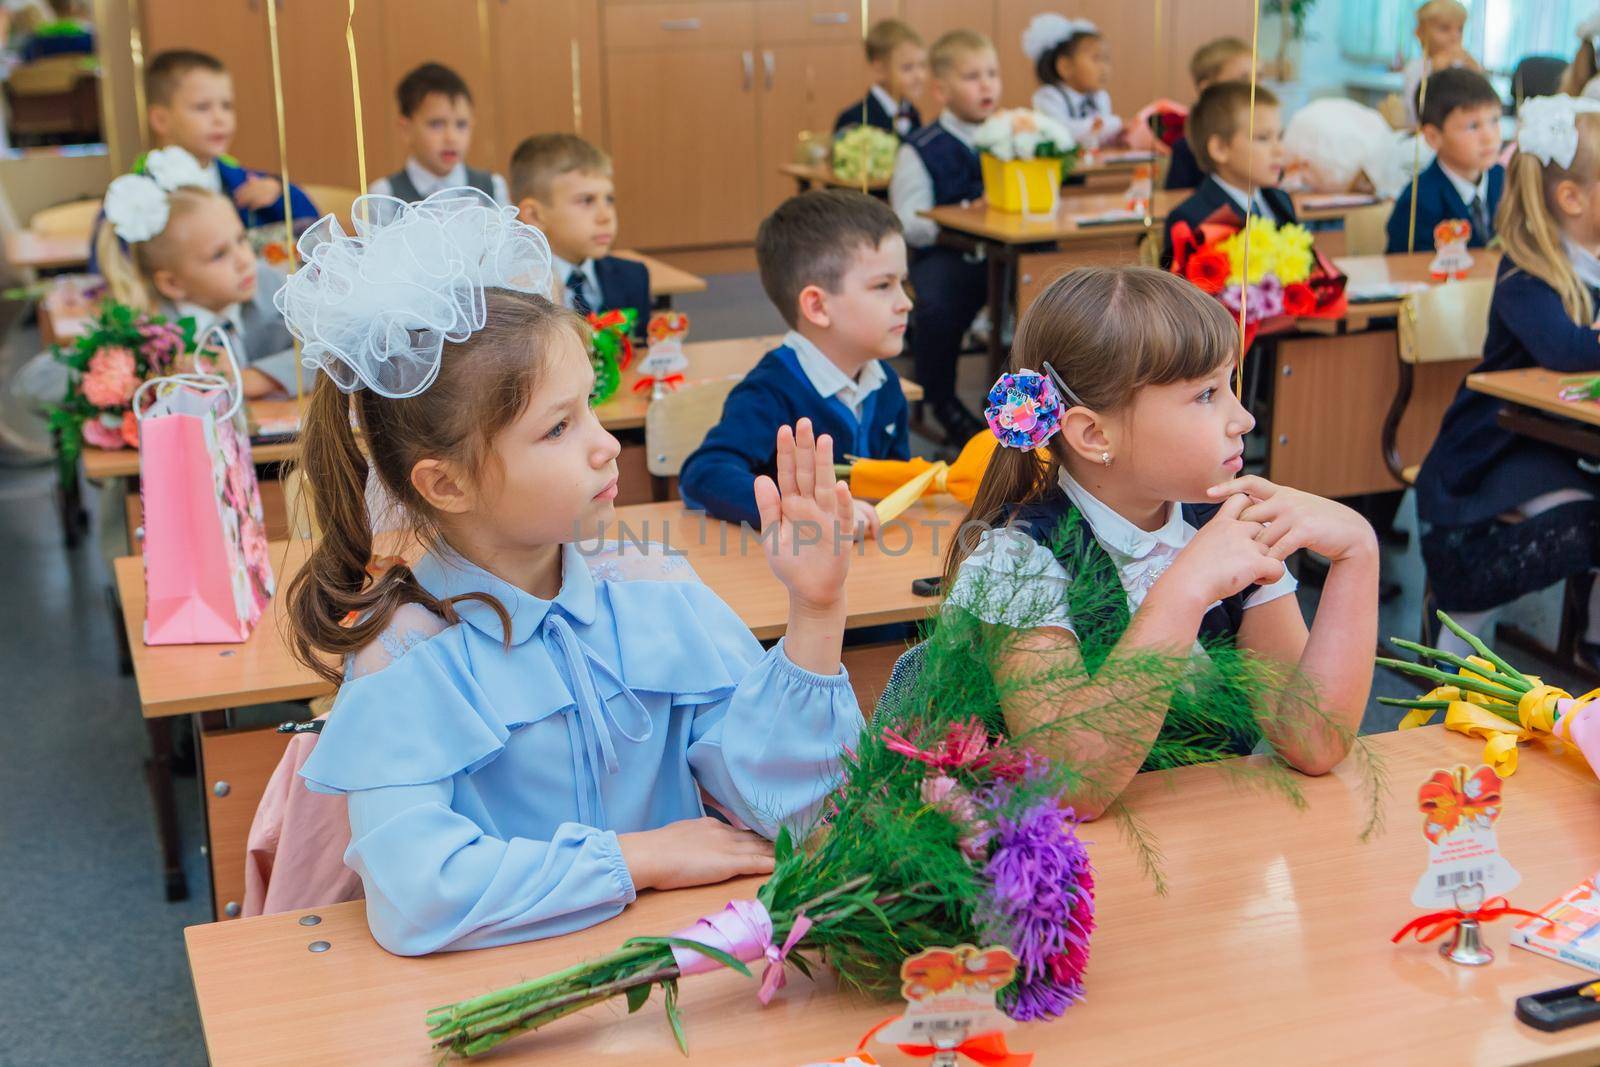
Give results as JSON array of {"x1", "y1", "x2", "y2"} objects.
[
  {"x1": 846, "y1": 432, "x2": 1004, "y2": 525},
  {"x1": 1378, "y1": 610, "x2": 1600, "y2": 776}
]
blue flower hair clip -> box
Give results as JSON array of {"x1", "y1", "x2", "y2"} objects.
[{"x1": 983, "y1": 363, "x2": 1083, "y2": 450}]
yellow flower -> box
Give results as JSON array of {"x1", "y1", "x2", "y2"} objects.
[
  {"x1": 1220, "y1": 217, "x2": 1284, "y2": 285},
  {"x1": 1274, "y1": 224, "x2": 1315, "y2": 283}
]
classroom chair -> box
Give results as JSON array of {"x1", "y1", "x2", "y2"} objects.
[
  {"x1": 1382, "y1": 279, "x2": 1493, "y2": 486},
  {"x1": 1342, "y1": 202, "x2": 1391, "y2": 257},
  {"x1": 643, "y1": 374, "x2": 740, "y2": 502},
  {"x1": 301, "y1": 184, "x2": 360, "y2": 233}
]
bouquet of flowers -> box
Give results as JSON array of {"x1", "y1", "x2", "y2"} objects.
[
  {"x1": 586, "y1": 308, "x2": 636, "y2": 405},
  {"x1": 974, "y1": 108, "x2": 1077, "y2": 164},
  {"x1": 833, "y1": 124, "x2": 899, "y2": 184},
  {"x1": 1380, "y1": 610, "x2": 1600, "y2": 778},
  {"x1": 1169, "y1": 212, "x2": 1347, "y2": 348},
  {"x1": 48, "y1": 299, "x2": 196, "y2": 477}
]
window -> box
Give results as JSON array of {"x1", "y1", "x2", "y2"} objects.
[{"x1": 1337, "y1": 0, "x2": 1587, "y2": 73}]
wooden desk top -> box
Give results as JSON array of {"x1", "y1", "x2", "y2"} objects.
[
  {"x1": 1468, "y1": 367, "x2": 1600, "y2": 429},
  {"x1": 1335, "y1": 250, "x2": 1502, "y2": 322},
  {"x1": 116, "y1": 496, "x2": 961, "y2": 717},
  {"x1": 927, "y1": 192, "x2": 1388, "y2": 245},
  {"x1": 779, "y1": 162, "x2": 890, "y2": 193},
  {"x1": 184, "y1": 726, "x2": 1600, "y2": 1066},
  {"x1": 5, "y1": 228, "x2": 90, "y2": 270},
  {"x1": 613, "y1": 248, "x2": 708, "y2": 298}
]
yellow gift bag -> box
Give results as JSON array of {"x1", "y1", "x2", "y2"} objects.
[{"x1": 980, "y1": 155, "x2": 1062, "y2": 215}]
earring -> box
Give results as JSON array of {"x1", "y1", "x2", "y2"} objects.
[{"x1": 1100, "y1": 451, "x2": 1112, "y2": 467}]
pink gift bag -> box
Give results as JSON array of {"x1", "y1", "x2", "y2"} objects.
[{"x1": 137, "y1": 343, "x2": 275, "y2": 645}]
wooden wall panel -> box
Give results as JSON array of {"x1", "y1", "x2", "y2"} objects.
[
  {"x1": 493, "y1": 0, "x2": 603, "y2": 180},
  {"x1": 139, "y1": 0, "x2": 275, "y2": 170}
]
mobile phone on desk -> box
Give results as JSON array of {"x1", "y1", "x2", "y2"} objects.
[{"x1": 1516, "y1": 980, "x2": 1600, "y2": 1031}]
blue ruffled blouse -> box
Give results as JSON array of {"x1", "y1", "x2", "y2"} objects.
[{"x1": 299, "y1": 542, "x2": 862, "y2": 956}]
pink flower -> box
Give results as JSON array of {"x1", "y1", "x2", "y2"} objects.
[
  {"x1": 920, "y1": 775, "x2": 988, "y2": 860},
  {"x1": 138, "y1": 323, "x2": 185, "y2": 373},
  {"x1": 81, "y1": 414, "x2": 125, "y2": 450},
  {"x1": 81, "y1": 346, "x2": 141, "y2": 408}
]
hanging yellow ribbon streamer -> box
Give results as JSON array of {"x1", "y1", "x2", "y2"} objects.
[
  {"x1": 1144, "y1": 0, "x2": 1163, "y2": 233},
  {"x1": 345, "y1": 0, "x2": 368, "y2": 197},
  {"x1": 1236, "y1": 0, "x2": 1262, "y2": 400},
  {"x1": 861, "y1": 0, "x2": 871, "y2": 195},
  {"x1": 262, "y1": 0, "x2": 301, "y2": 408},
  {"x1": 476, "y1": 0, "x2": 499, "y2": 168},
  {"x1": 571, "y1": 39, "x2": 584, "y2": 134},
  {"x1": 127, "y1": 0, "x2": 148, "y2": 151},
  {"x1": 1406, "y1": 68, "x2": 1429, "y2": 254}
]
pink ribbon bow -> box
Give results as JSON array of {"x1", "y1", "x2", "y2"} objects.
[{"x1": 668, "y1": 899, "x2": 814, "y2": 1005}]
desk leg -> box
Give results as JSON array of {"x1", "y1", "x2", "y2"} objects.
[
  {"x1": 144, "y1": 716, "x2": 188, "y2": 902},
  {"x1": 985, "y1": 243, "x2": 1012, "y2": 377}
]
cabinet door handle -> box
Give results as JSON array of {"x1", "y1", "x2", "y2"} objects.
[
  {"x1": 660, "y1": 17, "x2": 701, "y2": 31},
  {"x1": 742, "y1": 50, "x2": 754, "y2": 91},
  {"x1": 811, "y1": 11, "x2": 849, "y2": 24},
  {"x1": 762, "y1": 50, "x2": 775, "y2": 90}
]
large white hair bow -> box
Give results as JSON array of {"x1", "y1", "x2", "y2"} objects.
[
  {"x1": 1021, "y1": 13, "x2": 1099, "y2": 63},
  {"x1": 1518, "y1": 94, "x2": 1600, "y2": 170},
  {"x1": 102, "y1": 146, "x2": 213, "y2": 243},
  {"x1": 274, "y1": 186, "x2": 553, "y2": 399}
]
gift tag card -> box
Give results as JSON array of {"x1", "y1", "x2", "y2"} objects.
[
  {"x1": 1411, "y1": 764, "x2": 1520, "y2": 908},
  {"x1": 873, "y1": 945, "x2": 1017, "y2": 1048}
]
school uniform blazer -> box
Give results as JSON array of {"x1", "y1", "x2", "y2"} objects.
[
  {"x1": 1384, "y1": 158, "x2": 1504, "y2": 254},
  {"x1": 1161, "y1": 175, "x2": 1298, "y2": 268},
  {"x1": 594, "y1": 255, "x2": 651, "y2": 320},
  {"x1": 833, "y1": 92, "x2": 921, "y2": 135},
  {"x1": 1415, "y1": 256, "x2": 1600, "y2": 528},
  {"x1": 678, "y1": 344, "x2": 911, "y2": 528},
  {"x1": 1164, "y1": 136, "x2": 1205, "y2": 190}
]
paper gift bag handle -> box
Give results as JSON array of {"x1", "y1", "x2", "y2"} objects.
[{"x1": 132, "y1": 322, "x2": 246, "y2": 423}]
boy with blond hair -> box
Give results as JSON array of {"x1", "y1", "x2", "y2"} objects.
[
  {"x1": 1166, "y1": 37, "x2": 1253, "y2": 190},
  {"x1": 835, "y1": 19, "x2": 928, "y2": 137},
  {"x1": 1402, "y1": 0, "x2": 1481, "y2": 129},
  {"x1": 889, "y1": 29, "x2": 1000, "y2": 444}
]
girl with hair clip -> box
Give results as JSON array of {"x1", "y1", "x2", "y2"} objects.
[
  {"x1": 1416, "y1": 96, "x2": 1600, "y2": 664},
  {"x1": 95, "y1": 146, "x2": 300, "y2": 399},
  {"x1": 1021, "y1": 13, "x2": 1123, "y2": 149},
  {"x1": 940, "y1": 266, "x2": 1378, "y2": 819},
  {"x1": 279, "y1": 188, "x2": 862, "y2": 957}
]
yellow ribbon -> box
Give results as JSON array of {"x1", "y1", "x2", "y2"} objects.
[
  {"x1": 1235, "y1": 0, "x2": 1261, "y2": 400},
  {"x1": 262, "y1": 0, "x2": 301, "y2": 409},
  {"x1": 346, "y1": 0, "x2": 368, "y2": 196}
]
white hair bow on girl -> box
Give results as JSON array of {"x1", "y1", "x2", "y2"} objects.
[
  {"x1": 1021, "y1": 13, "x2": 1099, "y2": 63},
  {"x1": 274, "y1": 186, "x2": 554, "y2": 399},
  {"x1": 101, "y1": 146, "x2": 212, "y2": 243},
  {"x1": 1517, "y1": 95, "x2": 1600, "y2": 169}
]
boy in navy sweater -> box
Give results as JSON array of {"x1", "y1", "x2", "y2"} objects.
[
  {"x1": 510, "y1": 133, "x2": 649, "y2": 325},
  {"x1": 1162, "y1": 81, "x2": 1296, "y2": 267},
  {"x1": 889, "y1": 29, "x2": 1001, "y2": 444},
  {"x1": 680, "y1": 190, "x2": 912, "y2": 535},
  {"x1": 1385, "y1": 67, "x2": 1504, "y2": 253},
  {"x1": 834, "y1": 19, "x2": 927, "y2": 137}
]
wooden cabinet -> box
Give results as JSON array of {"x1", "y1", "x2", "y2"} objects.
[
  {"x1": 276, "y1": 0, "x2": 389, "y2": 189},
  {"x1": 756, "y1": 43, "x2": 864, "y2": 213},
  {"x1": 493, "y1": 0, "x2": 603, "y2": 163}
]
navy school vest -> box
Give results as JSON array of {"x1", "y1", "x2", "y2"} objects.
[{"x1": 906, "y1": 123, "x2": 984, "y2": 206}]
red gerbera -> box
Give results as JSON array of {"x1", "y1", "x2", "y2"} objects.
[
  {"x1": 1283, "y1": 281, "x2": 1316, "y2": 317},
  {"x1": 1184, "y1": 248, "x2": 1231, "y2": 294}
]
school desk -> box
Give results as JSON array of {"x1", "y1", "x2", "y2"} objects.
[
  {"x1": 1468, "y1": 367, "x2": 1600, "y2": 461},
  {"x1": 923, "y1": 192, "x2": 1390, "y2": 374},
  {"x1": 4, "y1": 227, "x2": 90, "y2": 271},
  {"x1": 779, "y1": 152, "x2": 1156, "y2": 198},
  {"x1": 114, "y1": 495, "x2": 963, "y2": 905},
  {"x1": 183, "y1": 724, "x2": 1600, "y2": 1066}
]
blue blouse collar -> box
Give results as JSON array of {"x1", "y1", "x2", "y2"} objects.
[{"x1": 411, "y1": 543, "x2": 597, "y2": 644}]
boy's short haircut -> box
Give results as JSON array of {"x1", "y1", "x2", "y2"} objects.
[
  {"x1": 1416, "y1": 66, "x2": 1500, "y2": 129},
  {"x1": 865, "y1": 18, "x2": 922, "y2": 63},
  {"x1": 929, "y1": 29, "x2": 994, "y2": 79},
  {"x1": 509, "y1": 133, "x2": 612, "y2": 204},
  {"x1": 397, "y1": 63, "x2": 472, "y2": 118},
  {"x1": 1189, "y1": 37, "x2": 1250, "y2": 88},
  {"x1": 1188, "y1": 80, "x2": 1280, "y2": 173},
  {"x1": 756, "y1": 190, "x2": 903, "y2": 329},
  {"x1": 145, "y1": 50, "x2": 225, "y2": 107},
  {"x1": 1416, "y1": 0, "x2": 1468, "y2": 27}
]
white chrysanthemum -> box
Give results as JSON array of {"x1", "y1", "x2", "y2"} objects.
[
  {"x1": 103, "y1": 173, "x2": 170, "y2": 243},
  {"x1": 274, "y1": 186, "x2": 554, "y2": 399},
  {"x1": 1519, "y1": 95, "x2": 1600, "y2": 169},
  {"x1": 1035, "y1": 112, "x2": 1075, "y2": 149},
  {"x1": 143, "y1": 145, "x2": 210, "y2": 191},
  {"x1": 1020, "y1": 13, "x2": 1096, "y2": 62}
]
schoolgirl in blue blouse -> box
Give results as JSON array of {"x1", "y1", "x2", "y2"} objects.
[{"x1": 279, "y1": 188, "x2": 863, "y2": 956}]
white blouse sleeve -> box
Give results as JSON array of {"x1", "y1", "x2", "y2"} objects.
[
  {"x1": 1241, "y1": 565, "x2": 1299, "y2": 613},
  {"x1": 944, "y1": 527, "x2": 1077, "y2": 635}
]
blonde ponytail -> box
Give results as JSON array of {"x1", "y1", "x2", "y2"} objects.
[
  {"x1": 95, "y1": 217, "x2": 158, "y2": 314},
  {"x1": 1499, "y1": 113, "x2": 1600, "y2": 325}
]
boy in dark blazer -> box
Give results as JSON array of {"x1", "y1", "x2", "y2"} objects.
[
  {"x1": 680, "y1": 190, "x2": 912, "y2": 536},
  {"x1": 1163, "y1": 81, "x2": 1296, "y2": 267},
  {"x1": 1385, "y1": 67, "x2": 1505, "y2": 253},
  {"x1": 834, "y1": 19, "x2": 927, "y2": 138},
  {"x1": 511, "y1": 133, "x2": 649, "y2": 326},
  {"x1": 1166, "y1": 37, "x2": 1253, "y2": 190}
]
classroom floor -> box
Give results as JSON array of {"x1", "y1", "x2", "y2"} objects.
[{"x1": 0, "y1": 272, "x2": 1578, "y2": 1065}]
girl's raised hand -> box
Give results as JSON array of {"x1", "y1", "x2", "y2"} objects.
[
  {"x1": 753, "y1": 418, "x2": 854, "y2": 612},
  {"x1": 1207, "y1": 475, "x2": 1378, "y2": 563},
  {"x1": 1168, "y1": 491, "x2": 1286, "y2": 605}
]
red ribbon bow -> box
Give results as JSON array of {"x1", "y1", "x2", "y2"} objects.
[
  {"x1": 1390, "y1": 896, "x2": 1550, "y2": 944},
  {"x1": 857, "y1": 1019, "x2": 1033, "y2": 1067},
  {"x1": 631, "y1": 373, "x2": 685, "y2": 393}
]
